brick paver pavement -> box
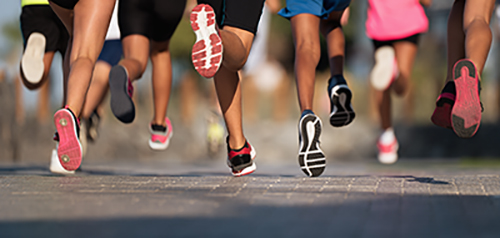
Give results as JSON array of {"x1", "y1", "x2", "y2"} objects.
[{"x1": 1, "y1": 161, "x2": 500, "y2": 238}]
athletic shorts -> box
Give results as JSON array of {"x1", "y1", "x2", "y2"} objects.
[
  {"x1": 119, "y1": 0, "x2": 186, "y2": 42},
  {"x1": 49, "y1": 0, "x2": 79, "y2": 10},
  {"x1": 198, "y1": 0, "x2": 265, "y2": 34},
  {"x1": 278, "y1": 0, "x2": 351, "y2": 19},
  {"x1": 97, "y1": 39, "x2": 122, "y2": 66},
  {"x1": 20, "y1": 5, "x2": 69, "y2": 55},
  {"x1": 372, "y1": 34, "x2": 420, "y2": 50}
]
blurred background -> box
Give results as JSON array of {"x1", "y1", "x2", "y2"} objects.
[{"x1": 1, "y1": 0, "x2": 500, "y2": 166}]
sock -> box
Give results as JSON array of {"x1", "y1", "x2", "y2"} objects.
[
  {"x1": 328, "y1": 75, "x2": 347, "y2": 89},
  {"x1": 301, "y1": 109, "x2": 314, "y2": 118}
]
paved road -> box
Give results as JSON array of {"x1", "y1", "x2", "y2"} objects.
[{"x1": 1, "y1": 160, "x2": 500, "y2": 238}]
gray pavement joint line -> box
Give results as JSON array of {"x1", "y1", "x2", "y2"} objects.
[
  {"x1": 373, "y1": 177, "x2": 381, "y2": 196},
  {"x1": 400, "y1": 178, "x2": 404, "y2": 196},
  {"x1": 344, "y1": 177, "x2": 355, "y2": 199},
  {"x1": 452, "y1": 178, "x2": 460, "y2": 196},
  {"x1": 477, "y1": 175, "x2": 488, "y2": 196}
]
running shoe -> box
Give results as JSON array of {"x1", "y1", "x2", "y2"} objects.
[
  {"x1": 226, "y1": 139, "x2": 256, "y2": 177},
  {"x1": 431, "y1": 82, "x2": 455, "y2": 129},
  {"x1": 109, "y1": 65, "x2": 135, "y2": 123},
  {"x1": 49, "y1": 132, "x2": 75, "y2": 175},
  {"x1": 370, "y1": 46, "x2": 398, "y2": 91},
  {"x1": 450, "y1": 59, "x2": 482, "y2": 138},
  {"x1": 190, "y1": 4, "x2": 223, "y2": 78},
  {"x1": 377, "y1": 129, "x2": 399, "y2": 164},
  {"x1": 298, "y1": 113, "x2": 325, "y2": 177},
  {"x1": 21, "y1": 32, "x2": 45, "y2": 84},
  {"x1": 149, "y1": 117, "x2": 173, "y2": 150},
  {"x1": 328, "y1": 75, "x2": 355, "y2": 127},
  {"x1": 79, "y1": 119, "x2": 88, "y2": 158},
  {"x1": 86, "y1": 110, "x2": 100, "y2": 141},
  {"x1": 53, "y1": 107, "x2": 82, "y2": 171}
]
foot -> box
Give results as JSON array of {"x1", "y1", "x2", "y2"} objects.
[
  {"x1": 148, "y1": 117, "x2": 173, "y2": 150},
  {"x1": 21, "y1": 32, "x2": 46, "y2": 85},
  {"x1": 450, "y1": 59, "x2": 482, "y2": 138},
  {"x1": 109, "y1": 65, "x2": 135, "y2": 123},
  {"x1": 431, "y1": 82, "x2": 455, "y2": 129},
  {"x1": 377, "y1": 128, "x2": 398, "y2": 164},
  {"x1": 190, "y1": 4, "x2": 223, "y2": 78},
  {"x1": 328, "y1": 75, "x2": 355, "y2": 127},
  {"x1": 226, "y1": 138, "x2": 256, "y2": 177},
  {"x1": 53, "y1": 108, "x2": 82, "y2": 171},
  {"x1": 298, "y1": 112, "x2": 325, "y2": 177},
  {"x1": 370, "y1": 46, "x2": 397, "y2": 91}
]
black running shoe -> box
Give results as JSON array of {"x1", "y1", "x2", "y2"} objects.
[
  {"x1": 298, "y1": 113, "x2": 325, "y2": 177},
  {"x1": 109, "y1": 65, "x2": 135, "y2": 123},
  {"x1": 226, "y1": 138, "x2": 256, "y2": 177},
  {"x1": 328, "y1": 75, "x2": 355, "y2": 127}
]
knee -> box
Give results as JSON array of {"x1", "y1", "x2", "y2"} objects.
[{"x1": 295, "y1": 42, "x2": 321, "y2": 63}]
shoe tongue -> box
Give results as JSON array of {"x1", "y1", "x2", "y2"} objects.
[
  {"x1": 151, "y1": 124, "x2": 167, "y2": 132},
  {"x1": 442, "y1": 81, "x2": 456, "y2": 95}
]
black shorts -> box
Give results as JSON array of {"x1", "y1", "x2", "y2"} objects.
[
  {"x1": 49, "y1": 0, "x2": 79, "y2": 10},
  {"x1": 20, "y1": 5, "x2": 69, "y2": 55},
  {"x1": 98, "y1": 39, "x2": 123, "y2": 66},
  {"x1": 118, "y1": 0, "x2": 186, "y2": 42},
  {"x1": 198, "y1": 0, "x2": 265, "y2": 34},
  {"x1": 372, "y1": 34, "x2": 420, "y2": 50}
]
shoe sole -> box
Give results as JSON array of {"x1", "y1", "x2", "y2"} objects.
[
  {"x1": 190, "y1": 4, "x2": 223, "y2": 78},
  {"x1": 370, "y1": 46, "x2": 396, "y2": 91},
  {"x1": 228, "y1": 145, "x2": 256, "y2": 177},
  {"x1": 298, "y1": 114, "x2": 325, "y2": 177},
  {"x1": 451, "y1": 59, "x2": 481, "y2": 138},
  {"x1": 109, "y1": 65, "x2": 135, "y2": 123},
  {"x1": 21, "y1": 32, "x2": 45, "y2": 84},
  {"x1": 49, "y1": 148, "x2": 75, "y2": 175},
  {"x1": 54, "y1": 110, "x2": 82, "y2": 171},
  {"x1": 329, "y1": 85, "x2": 355, "y2": 127}
]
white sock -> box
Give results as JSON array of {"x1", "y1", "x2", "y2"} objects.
[{"x1": 380, "y1": 128, "x2": 395, "y2": 144}]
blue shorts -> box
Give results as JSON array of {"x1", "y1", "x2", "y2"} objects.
[
  {"x1": 98, "y1": 39, "x2": 123, "y2": 66},
  {"x1": 278, "y1": 0, "x2": 350, "y2": 20}
]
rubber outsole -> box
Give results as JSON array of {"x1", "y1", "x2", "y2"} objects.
[
  {"x1": 109, "y1": 65, "x2": 135, "y2": 123},
  {"x1": 329, "y1": 85, "x2": 355, "y2": 127},
  {"x1": 451, "y1": 59, "x2": 481, "y2": 138},
  {"x1": 21, "y1": 32, "x2": 45, "y2": 84},
  {"x1": 54, "y1": 109, "x2": 82, "y2": 171},
  {"x1": 190, "y1": 4, "x2": 223, "y2": 78},
  {"x1": 298, "y1": 114, "x2": 325, "y2": 177}
]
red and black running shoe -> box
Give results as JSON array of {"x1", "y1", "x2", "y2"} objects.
[
  {"x1": 53, "y1": 107, "x2": 81, "y2": 171},
  {"x1": 431, "y1": 91, "x2": 455, "y2": 129},
  {"x1": 226, "y1": 139, "x2": 256, "y2": 177},
  {"x1": 190, "y1": 4, "x2": 223, "y2": 78},
  {"x1": 450, "y1": 59, "x2": 481, "y2": 138}
]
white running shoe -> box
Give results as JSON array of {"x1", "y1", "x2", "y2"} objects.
[
  {"x1": 370, "y1": 46, "x2": 397, "y2": 91},
  {"x1": 21, "y1": 32, "x2": 46, "y2": 84},
  {"x1": 298, "y1": 113, "x2": 326, "y2": 177},
  {"x1": 377, "y1": 128, "x2": 399, "y2": 164},
  {"x1": 49, "y1": 148, "x2": 75, "y2": 175},
  {"x1": 148, "y1": 117, "x2": 173, "y2": 150}
]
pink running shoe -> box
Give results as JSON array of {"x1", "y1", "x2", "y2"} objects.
[
  {"x1": 431, "y1": 92, "x2": 455, "y2": 129},
  {"x1": 148, "y1": 117, "x2": 173, "y2": 150},
  {"x1": 190, "y1": 4, "x2": 223, "y2": 78},
  {"x1": 53, "y1": 108, "x2": 82, "y2": 171},
  {"x1": 451, "y1": 59, "x2": 481, "y2": 138},
  {"x1": 377, "y1": 135, "x2": 399, "y2": 165}
]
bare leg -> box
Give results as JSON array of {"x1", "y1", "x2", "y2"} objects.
[
  {"x1": 150, "y1": 40, "x2": 172, "y2": 126},
  {"x1": 81, "y1": 60, "x2": 111, "y2": 119},
  {"x1": 290, "y1": 14, "x2": 321, "y2": 112},
  {"x1": 320, "y1": 10, "x2": 345, "y2": 77},
  {"x1": 50, "y1": 0, "x2": 115, "y2": 117},
  {"x1": 120, "y1": 35, "x2": 150, "y2": 82},
  {"x1": 392, "y1": 41, "x2": 418, "y2": 96},
  {"x1": 214, "y1": 26, "x2": 254, "y2": 150},
  {"x1": 374, "y1": 89, "x2": 392, "y2": 130}
]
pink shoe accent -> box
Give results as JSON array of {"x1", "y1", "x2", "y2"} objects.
[
  {"x1": 54, "y1": 108, "x2": 82, "y2": 171},
  {"x1": 431, "y1": 92, "x2": 455, "y2": 129},
  {"x1": 451, "y1": 59, "x2": 481, "y2": 138},
  {"x1": 377, "y1": 140, "x2": 398, "y2": 154},
  {"x1": 127, "y1": 78, "x2": 134, "y2": 98},
  {"x1": 190, "y1": 4, "x2": 223, "y2": 78},
  {"x1": 148, "y1": 117, "x2": 173, "y2": 150}
]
